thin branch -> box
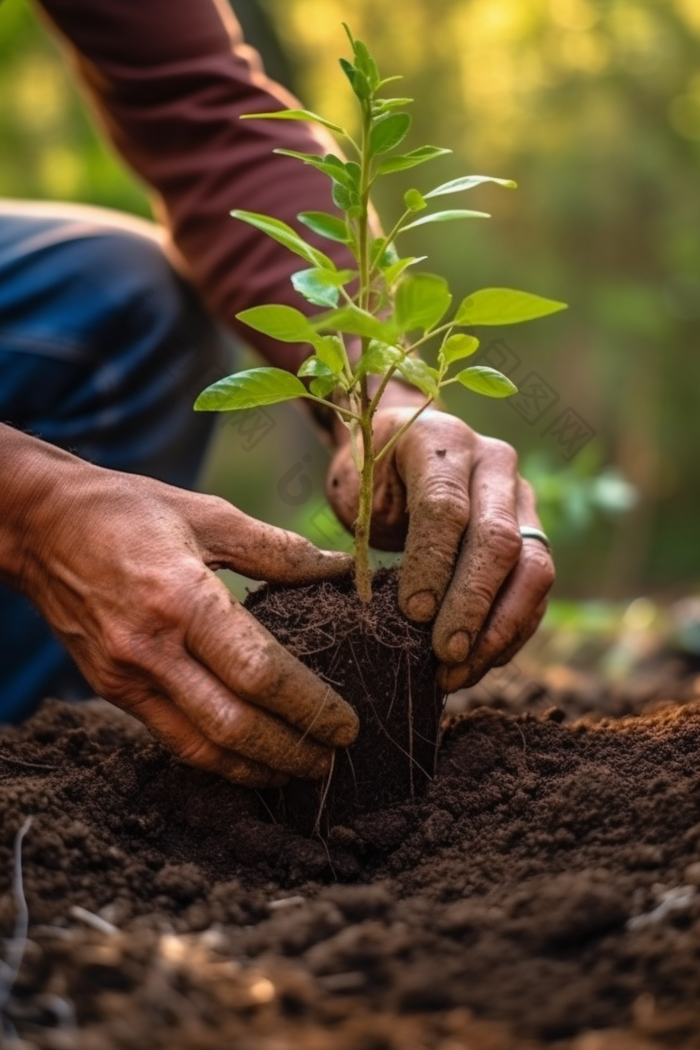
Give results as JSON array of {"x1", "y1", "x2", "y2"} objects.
[
  {"x1": 367, "y1": 208, "x2": 412, "y2": 281},
  {"x1": 405, "y1": 322, "x2": 455, "y2": 354},
  {"x1": 373, "y1": 398, "x2": 434, "y2": 465},
  {"x1": 301, "y1": 393, "x2": 362, "y2": 422}
]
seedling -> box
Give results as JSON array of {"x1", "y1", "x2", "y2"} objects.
[{"x1": 195, "y1": 26, "x2": 566, "y2": 602}]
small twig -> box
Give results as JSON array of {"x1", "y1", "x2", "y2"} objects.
[
  {"x1": 373, "y1": 397, "x2": 434, "y2": 465},
  {"x1": 0, "y1": 816, "x2": 33, "y2": 1030},
  {"x1": 0, "y1": 752, "x2": 56, "y2": 773},
  {"x1": 69, "y1": 906, "x2": 119, "y2": 937}
]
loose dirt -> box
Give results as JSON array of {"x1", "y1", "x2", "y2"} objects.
[{"x1": 3, "y1": 671, "x2": 700, "y2": 1047}]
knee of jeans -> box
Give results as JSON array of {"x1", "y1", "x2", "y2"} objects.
[
  {"x1": 87, "y1": 228, "x2": 212, "y2": 345},
  {"x1": 66, "y1": 225, "x2": 233, "y2": 404}
]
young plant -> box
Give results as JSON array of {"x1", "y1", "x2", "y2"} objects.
[{"x1": 195, "y1": 26, "x2": 566, "y2": 603}]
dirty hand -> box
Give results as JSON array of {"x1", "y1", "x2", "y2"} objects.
[
  {"x1": 327, "y1": 407, "x2": 555, "y2": 693},
  {"x1": 15, "y1": 449, "x2": 358, "y2": 786}
]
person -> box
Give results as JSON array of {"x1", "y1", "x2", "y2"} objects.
[{"x1": 0, "y1": 0, "x2": 555, "y2": 787}]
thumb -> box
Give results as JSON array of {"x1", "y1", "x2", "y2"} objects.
[{"x1": 189, "y1": 493, "x2": 353, "y2": 584}]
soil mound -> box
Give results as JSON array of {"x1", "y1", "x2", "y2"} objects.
[
  {"x1": 246, "y1": 569, "x2": 444, "y2": 831},
  {"x1": 3, "y1": 692, "x2": 700, "y2": 1047}
]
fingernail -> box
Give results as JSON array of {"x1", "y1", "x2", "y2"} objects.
[
  {"x1": 406, "y1": 590, "x2": 437, "y2": 622},
  {"x1": 446, "y1": 631, "x2": 470, "y2": 663}
]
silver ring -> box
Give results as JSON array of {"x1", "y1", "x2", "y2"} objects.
[{"x1": 519, "y1": 525, "x2": 552, "y2": 552}]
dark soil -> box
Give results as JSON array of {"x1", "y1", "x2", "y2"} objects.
[
  {"x1": 3, "y1": 671, "x2": 700, "y2": 1046},
  {"x1": 245, "y1": 569, "x2": 445, "y2": 833}
]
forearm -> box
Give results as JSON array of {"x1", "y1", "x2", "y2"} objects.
[{"x1": 0, "y1": 426, "x2": 86, "y2": 596}]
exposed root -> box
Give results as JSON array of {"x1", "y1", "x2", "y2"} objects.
[
  {"x1": 246, "y1": 568, "x2": 444, "y2": 830},
  {"x1": 0, "y1": 816, "x2": 32, "y2": 1040},
  {"x1": 313, "y1": 752, "x2": 336, "y2": 839}
]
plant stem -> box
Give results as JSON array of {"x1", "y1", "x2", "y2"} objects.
[
  {"x1": 354, "y1": 413, "x2": 374, "y2": 602},
  {"x1": 352, "y1": 97, "x2": 376, "y2": 603}
]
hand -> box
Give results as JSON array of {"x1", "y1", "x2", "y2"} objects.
[
  {"x1": 327, "y1": 407, "x2": 555, "y2": 692},
  {"x1": 20, "y1": 458, "x2": 358, "y2": 786}
]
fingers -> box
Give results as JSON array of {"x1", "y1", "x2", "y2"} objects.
[
  {"x1": 122, "y1": 688, "x2": 289, "y2": 789},
  {"x1": 435, "y1": 479, "x2": 555, "y2": 693},
  {"x1": 394, "y1": 414, "x2": 473, "y2": 622},
  {"x1": 156, "y1": 657, "x2": 335, "y2": 780},
  {"x1": 431, "y1": 439, "x2": 523, "y2": 666},
  {"x1": 185, "y1": 582, "x2": 359, "y2": 750},
  {"x1": 436, "y1": 599, "x2": 548, "y2": 694},
  {"x1": 186, "y1": 493, "x2": 353, "y2": 584}
]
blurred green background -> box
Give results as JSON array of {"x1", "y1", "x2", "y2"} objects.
[{"x1": 2, "y1": 0, "x2": 699, "y2": 603}]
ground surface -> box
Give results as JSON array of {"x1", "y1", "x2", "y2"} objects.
[{"x1": 3, "y1": 663, "x2": 700, "y2": 1048}]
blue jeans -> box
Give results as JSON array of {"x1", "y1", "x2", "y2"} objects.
[{"x1": 0, "y1": 202, "x2": 230, "y2": 722}]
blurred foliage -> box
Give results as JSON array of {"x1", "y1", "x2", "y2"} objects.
[
  {"x1": 523, "y1": 447, "x2": 637, "y2": 538},
  {"x1": 0, "y1": 0, "x2": 150, "y2": 213},
  {"x1": 2, "y1": 0, "x2": 700, "y2": 599}
]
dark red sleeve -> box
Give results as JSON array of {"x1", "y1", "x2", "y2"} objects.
[{"x1": 35, "y1": 0, "x2": 354, "y2": 370}]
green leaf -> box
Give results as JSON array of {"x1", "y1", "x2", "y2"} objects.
[
  {"x1": 291, "y1": 267, "x2": 356, "y2": 308},
  {"x1": 339, "y1": 57, "x2": 358, "y2": 91},
  {"x1": 273, "y1": 150, "x2": 354, "y2": 189},
  {"x1": 332, "y1": 182, "x2": 360, "y2": 213},
  {"x1": 404, "y1": 188, "x2": 427, "y2": 212},
  {"x1": 195, "y1": 368, "x2": 307, "y2": 411},
  {"x1": 397, "y1": 357, "x2": 440, "y2": 399},
  {"x1": 402, "y1": 209, "x2": 491, "y2": 232},
  {"x1": 343, "y1": 161, "x2": 362, "y2": 189},
  {"x1": 382, "y1": 255, "x2": 427, "y2": 286},
  {"x1": 369, "y1": 112, "x2": 411, "y2": 156},
  {"x1": 370, "y1": 237, "x2": 399, "y2": 269},
  {"x1": 298, "y1": 211, "x2": 349, "y2": 244},
  {"x1": 297, "y1": 356, "x2": 337, "y2": 380},
  {"x1": 230, "y1": 210, "x2": 332, "y2": 269},
  {"x1": 373, "y1": 97, "x2": 414, "y2": 113},
  {"x1": 395, "y1": 273, "x2": 452, "y2": 332},
  {"x1": 455, "y1": 366, "x2": 517, "y2": 398},
  {"x1": 377, "y1": 146, "x2": 452, "y2": 175},
  {"x1": 424, "y1": 174, "x2": 517, "y2": 198},
  {"x1": 291, "y1": 269, "x2": 342, "y2": 308},
  {"x1": 341, "y1": 24, "x2": 378, "y2": 98},
  {"x1": 341, "y1": 60, "x2": 371, "y2": 99},
  {"x1": 315, "y1": 335, "x2": 347, "y2": 373},
  {"x1": 353, "y1": 342, "x2": 402, "y2": 378},
  {"x1": 353, "y1": 39, "x2": 381, "y2": 92},
  {"x1": 440, "y1": 333, "x2": 480, "y2": 365},
  {"x1": 455, "y1": 288, "x2": 568, "y2": 326},
  {"x1": 341, "y1": 22, "x2": 356, "y2": 50},
  {"x1": 313, "y1": 305, "x2": 398, "y2": 343},
  {"x1": 309, "y1": 374, "x2": 338, "y2": 398},
  {"x1": 240, "y1": 109, "x2": 346, "y2": 137},
  {"x1": 236, "y1": 304, "x2": 319, "y2": 343}
]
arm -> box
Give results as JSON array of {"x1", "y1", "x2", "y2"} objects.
[
  {"x1": 33, "y1": 0, "x2": 555, "y2": 686},
  {"x1": 35, "y1": 0, "x2": 354, "y2": 372},
  {"x1": 0, "y1": 425, "x2": 358, "y2": 776}
]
